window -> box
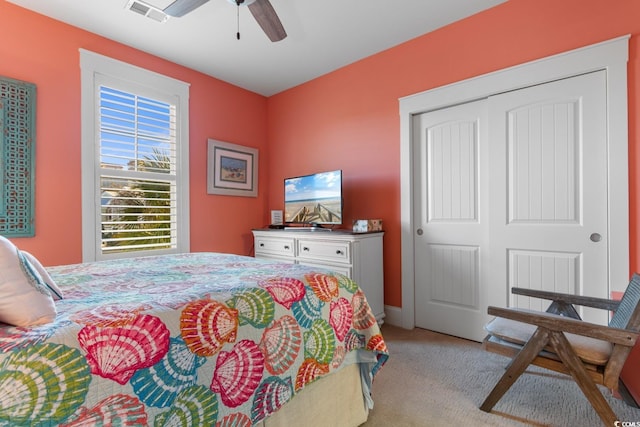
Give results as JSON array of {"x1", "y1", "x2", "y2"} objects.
[{"x1": 81, "y1": 50, "x2": 190, "y2": 261}]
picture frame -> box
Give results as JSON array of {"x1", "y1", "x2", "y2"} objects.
[{"x1": 207, "y1": 139, "x2": 258, "y2": 197}]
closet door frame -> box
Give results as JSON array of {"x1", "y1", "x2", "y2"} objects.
[{"x1": 399, "y1": 35, "x2": 629, "y2": 329}]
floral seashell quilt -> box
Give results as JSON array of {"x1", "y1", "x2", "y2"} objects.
[{"x1": 0, "y1": 252, "x2": 388, "y2": 426}]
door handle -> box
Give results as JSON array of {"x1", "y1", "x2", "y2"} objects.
[
  {"x1": 590, "y1": 233, "x2": 602, "y2": 242},
  {"x1": 417, "y1": 228, "x2": 423, "y2": 236}
]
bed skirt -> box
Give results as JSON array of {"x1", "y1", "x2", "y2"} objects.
[{"x1": 261, "y1": 363, "x2": 368, "y2": 426}]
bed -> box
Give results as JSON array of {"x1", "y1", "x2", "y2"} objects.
[{"x1": 0, "y1": 250, "x2": 388, "y2": 426}]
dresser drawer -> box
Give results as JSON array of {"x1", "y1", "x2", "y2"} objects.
[
  {"x1": 255, "y1": 237, "x2": 295, "y2": 257},
  {"x1": 298, "y1": 261, "x2": 352, "y2": 278},
  {"x1": 297, "y1": 239, "x2": 351, "y2": 264}
]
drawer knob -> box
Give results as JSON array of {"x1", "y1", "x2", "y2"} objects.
[
  {"x1": 303, "y1": 247, "x2": 310, "y2": 251},
  {"x1": 284, "y1": 245, "x2": 290, "y2": 250},
  {"x1": 336, "y1": 250, "x2": 343, "y2": 255},
  {"x1": 259, "y1": 243, "x2": 264, "y2": 247}
]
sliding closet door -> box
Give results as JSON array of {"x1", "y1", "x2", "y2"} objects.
[
  {"x1": 413, "y1": 99, "x2": 490, "y2": 341},
  {"x1": 486, "y1": 71, "x2": 609, "y2": 325},
  {"x1": 414, "y1": 71, "x2": 609, "y2": 341}
]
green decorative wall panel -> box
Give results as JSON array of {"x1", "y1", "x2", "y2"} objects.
[{"x1": 0, "y1": 76, "x2": 36, "y2": 237}]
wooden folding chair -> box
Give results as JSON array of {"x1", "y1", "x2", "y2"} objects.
[{"x1": 480, "y1": 274, "x2": 640, "y2": 425}]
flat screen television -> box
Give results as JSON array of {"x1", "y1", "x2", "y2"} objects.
[{"x1": 284, "y1": 170, "x2": 342, "y2": 227}]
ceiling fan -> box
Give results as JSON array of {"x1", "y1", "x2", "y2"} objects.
[{"x1": 163, "y1": 0, "x2": 287, "y2": 42}]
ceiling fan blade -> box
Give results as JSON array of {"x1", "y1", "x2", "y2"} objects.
[
  {"x1": 248, "y1": 0, "x2": 287, "y2": 42},
  {"x1": 163, "y1": 0, "x2": 210, "y2": 17}
]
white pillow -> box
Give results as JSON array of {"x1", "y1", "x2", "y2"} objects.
[
  {"x1": 21, "y1": 250, "x2": 63, "y2": 300},
  {"x1": 0, "y1": 236, "x2": 57, "y2": 326}
]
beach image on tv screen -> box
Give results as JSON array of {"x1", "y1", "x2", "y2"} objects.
[{"x1": 284, "y1": 171, "x2": 342, "y2": 224}]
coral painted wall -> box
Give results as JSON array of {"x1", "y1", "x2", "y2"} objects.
[
  {"x1": 268, "y1": 0, "x2": 640, "y2": 308},
  {"x1": 265, "y1": 0, "x2": 640, "y2": 400},
  {"x1": 5, "y1": 0, "x2": 640, "y2": 403},
  {"x1": 0, "y1": 1, "x2": 268, "y2": 265}
]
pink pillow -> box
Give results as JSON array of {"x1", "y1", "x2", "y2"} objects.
[{"x1": 0, "y1": 236, "x2": 57, "y2": 326}]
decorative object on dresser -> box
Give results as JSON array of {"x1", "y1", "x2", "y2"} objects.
[
  {"x1": 270, "y1": 209, "x2": 283, "y2": 225},
  {"x1": 352, "y1": 219, "x2": 383, "y2": 233},
  {"x1": 252, "y1": 229, "x2": 385, "y2": 324}
]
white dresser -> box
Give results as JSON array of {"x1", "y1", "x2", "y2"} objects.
[{"x1": 252, "y1": 229, "x2": 385, "y2": 324}]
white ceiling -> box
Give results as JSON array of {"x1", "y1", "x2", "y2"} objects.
[{"x1": 8, "y1": 0, "x2": 506, "y2": 96}]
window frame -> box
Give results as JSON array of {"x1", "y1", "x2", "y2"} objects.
[{"x1": 80, "y1": 49, "x2": 190, "y2": 262}]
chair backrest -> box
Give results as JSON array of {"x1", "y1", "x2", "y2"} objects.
[{"x1": 609, "y1": 273, "x2": 640, "y2": 330}]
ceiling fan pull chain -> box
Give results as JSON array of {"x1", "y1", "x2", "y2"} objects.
[{"x1": 236, "y1": 1, "x2": 241, "y2": 40}]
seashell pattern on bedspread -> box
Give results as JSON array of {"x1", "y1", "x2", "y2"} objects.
[{"x1": 0, "y1": 252, "x2": 388, "y2": 426}]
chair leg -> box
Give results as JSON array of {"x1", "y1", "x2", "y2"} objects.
[
  {"x1": 548, "y1": 332, "x2": 617, "y2": 426},
  {"x1": 480, "y1": 327, "x2": 550, "y2": 412}
]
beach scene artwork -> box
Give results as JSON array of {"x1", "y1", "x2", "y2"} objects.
[{"x1": 220, "y1": 155, "x2": 247, "y2": 184}]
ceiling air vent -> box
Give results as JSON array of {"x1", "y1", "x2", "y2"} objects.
[{"x1": 125, "y1": 0, "x2": 169, "y2": 23}]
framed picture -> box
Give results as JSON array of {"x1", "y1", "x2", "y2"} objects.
[{"x1": 207, "y1": 139, "x2": 258, "y2": 197}]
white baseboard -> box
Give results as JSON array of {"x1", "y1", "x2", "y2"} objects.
[{"x1": 382, "y1": 305, "x2": 403, "y2": 327}]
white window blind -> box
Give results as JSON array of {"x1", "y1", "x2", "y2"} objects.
[
  {"x1": 81, "y1": 49, "x2": 190, "y2": 262},
  {"x1": 99, "y1": 87, "x2": 177, "y2": 254}
]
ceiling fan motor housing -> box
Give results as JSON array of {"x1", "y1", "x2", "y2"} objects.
[{"x1": 229, "y1": 0, "x2": 258, "y2": 6}]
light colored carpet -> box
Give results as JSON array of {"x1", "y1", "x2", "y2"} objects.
[{"x1": 363, "y1": 325, "x2": 640, "y2": 426}]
